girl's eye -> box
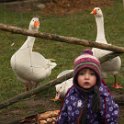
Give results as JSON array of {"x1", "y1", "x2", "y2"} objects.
[
  {"x1": 79, "y1": 72, "x2": 85, "y2": 75},
  {"x1": 90, "y1": 72, "x2": 95, "y2": 76}
]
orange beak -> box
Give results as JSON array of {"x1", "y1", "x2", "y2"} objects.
[
  {"x1": 90, "y1": 9, "x2": 97, "y2": 15},
  {"x1": 34, "y1": 21, "x2": 40, "y2": 28}
]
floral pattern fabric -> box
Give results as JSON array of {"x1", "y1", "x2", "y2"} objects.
[{"x1": 57, "y1": 83, "x2": 119, "y2": 124}]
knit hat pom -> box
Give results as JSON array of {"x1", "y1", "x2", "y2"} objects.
[{"x1": 82, "y1": 49, "x2": 93, "y2": 55}]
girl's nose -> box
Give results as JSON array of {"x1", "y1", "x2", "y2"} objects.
[{"x1": 84, "y1": 73, "x2": 90, "y2": 79}]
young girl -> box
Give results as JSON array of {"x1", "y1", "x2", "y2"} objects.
[{"x1": 57, "y1": 49, "x2": 119, "y2": 124}]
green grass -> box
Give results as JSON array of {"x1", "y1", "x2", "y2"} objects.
[{"x1": 0, "y1": 0, "x2": 124, "y2": 122}]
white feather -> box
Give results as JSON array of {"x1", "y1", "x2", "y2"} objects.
[
  {"x1": 91, "y1": 7, "x2": 121, "y2": 77},
  {"x1": 10, "y1": 17, "x2": 57, "y2": 85}
]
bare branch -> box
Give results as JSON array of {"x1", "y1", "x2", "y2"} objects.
[{"x1": 0, "y1": 23, "x2": 124, "y2": 53}]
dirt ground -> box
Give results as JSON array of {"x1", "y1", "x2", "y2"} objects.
[
  {"x1": 0, "y1": 91, "x2": 124, "y2": 124},
  {"x1": 42, "y1": 0, "x2": 113, "y2": 15},
  {"x1": 0, "y1": 96, "x2": 60, "y2": 124},
  {"x1": 5, "y1": 0, "x2": 113, "y2": 15}
]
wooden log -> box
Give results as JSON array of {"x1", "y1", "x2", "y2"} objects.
[
  {"x1": 0, "y1": 23, "x2": 124, "y2": 53},
  {"x1": 0, "y1": 52, "x2": 122, "y2": 110},
  {"x1": 99, "y1": 52, "x2": 122, "y2": 62}
]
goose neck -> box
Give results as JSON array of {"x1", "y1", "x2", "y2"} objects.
[
  {"x1": 95, "y1": 16, "x2": 107, "y2": 43},
  {"x1": 20, "y1": 36, "x2": 35, "y2": 50}
]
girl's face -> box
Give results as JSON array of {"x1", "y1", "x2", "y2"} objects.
[{"x1": 77, "y1": 68, "x2": 97, "y2": 89}]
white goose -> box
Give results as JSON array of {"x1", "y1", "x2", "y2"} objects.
[
  {"x1": 91, "y1": 7, "x2": 123, "y2": 88},
  {"x1": 11, "y1": 17, "x2": 57, "y2": 91},
  {"x1": 53, "y1": 70, "x2": 73, "y2": 101}
]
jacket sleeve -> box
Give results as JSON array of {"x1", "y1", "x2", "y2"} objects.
[
  {"x1": 56, "y1": 99, "x2": 68, "y2": 124},
  {"x1": 102, "y1": 94, "x2": 119, "y2": 124}
]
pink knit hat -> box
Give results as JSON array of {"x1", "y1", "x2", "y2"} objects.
[{"x1": 73, "y1": 49, "x2": 101, "y2": 85}]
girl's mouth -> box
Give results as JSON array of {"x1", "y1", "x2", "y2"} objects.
[{"x1": 84, "y1": 82, "x2": 90, "y2": 85}]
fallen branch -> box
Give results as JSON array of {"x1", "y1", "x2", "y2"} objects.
[
  {"x1": 0, "y1": 52, "x2": 122, "y2": 110},
  {"x1": 0, "y1": 23, "x2": 124, "y2": 53},
  {"x1": 99, "y1": 52, "x2": 122, "y2": 62}
]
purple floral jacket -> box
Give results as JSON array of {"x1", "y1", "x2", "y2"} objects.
[{"x1": 57, "y1": 83, "x2": 119, "y2": 124}]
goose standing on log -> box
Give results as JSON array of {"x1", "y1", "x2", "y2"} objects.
[
  {"x1": 91, "y1": 7, "x2": 123, "y2": 89},
  {"x1": 11, "y1": 17, "x2": 57, "y2": 91}
]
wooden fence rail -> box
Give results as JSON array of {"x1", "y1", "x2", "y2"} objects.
[{"x1": 0, "y1": 23, "x2": 124, "y2": 53}]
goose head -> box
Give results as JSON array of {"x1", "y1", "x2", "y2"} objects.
[
  {"x1": 29, "y1": 17, "x2": 40, "y2": 31},
  {"x1": 90, "y1": 7, "x2": 107, "y2": 43},
  {"x1": 54, "y1": 83, "x2": 65, "y2": 101},
  {"x1": 90, "y1": 7, "x2": 103, "y2": 17}
]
